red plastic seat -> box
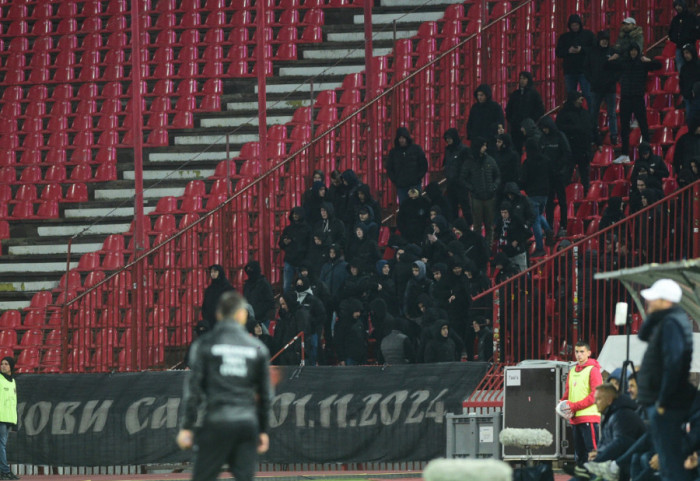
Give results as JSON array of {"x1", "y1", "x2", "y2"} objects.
[
  {"x1": 70, "y1": 165, "x2": 93, "y2": 182},
  {"x1": 185, "y1": 180, "x2": 206, "y2": 197},
  {"x1": 586, "y1": 181, "x2": 608, "y2": 201},
  {"x1": 65, "y1": 183, "x2": 88, "y2": 202},
  {"x1": 152, "y1": 214, "x2": 177, "y2": 234},
  {"x1": 0, "y1": 330, "x2": 18, "y2": 349},
  {"x1": 84, "y1": 271, "x2": 106, "y2": 289},
  {"x1": 0, "y1": 221, "x2": 9, "y2": 240},
  {"x1": 16, "y1": 348, "x2": 40, "y2": 373},
  {"x1": 94, "y1": 163, "x2": 117, "y2": 182},
  {"x1": 566, "y1": 183, "x2": 584, "y2": 202},
  {"x1": 102, "y1": 252, "x2": 124, "y2": 270},
  {"x1": 19, "y1": 166, "x2": 42, "y2": 184},
  {"x1": 662, "y1": 109, "x2": 684, "y2": 128},
  {"x1": 0, "y1": 310, "x2": 21, "y2": 328},
  {"x1": 15, "y1": 185, "x2": 37, "y2": 202},
  {"x1": 651, "y1": 126, "x2": 674, "y2": 145}
]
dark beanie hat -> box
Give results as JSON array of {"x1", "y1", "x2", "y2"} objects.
[{"x1": 2, "y1": 356, "x2": 15, "y2": 371}]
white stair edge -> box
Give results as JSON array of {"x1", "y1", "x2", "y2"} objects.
[
  {"x1": 303, "y1": 47, "x2": 393, "y2": 60},
  {"x1": 94, "y1": 187, "x2": 186, "y2": 201},
  {"x1": 327, "y1": 30, "x2": 417, "y2": 42},
  {"x1": 37, "y1": 224, "x2": 132, "y2": 237},
  {"x1": 279, "y1": 64, "x2": 365, "y2": 77},
  {"x1": 0, "y1": 300, "x2": 31, "y2": 310},
  {"x1": 0, "y1": 262, "x2": 78, "y2": 274},
  {"x1": 174, "y1": 134, "x2": 259, "y2": 146},
  {"x1": 226, "y1": 99, "x2": 312, "y2": 112},
  {"x1": 9, "y1": 243, "x2": 102, "y2": 256},
  {"x1": 149, "y1": 151, "x2": 235, "y2": 162},
  {"x1": 200, "y1": 115, "x2": 293, "y2": 128},
  {"x1": 64, "y1": 207, "x2": 139, "y2": 218},
  {"x1": 256, "y1": 82, "x2": 343, "y2": 94},
  {"x1": 381, "y1": 0, "x2": 465, "y2": 6},
  {"x1": 353, "y1": 11, "x2": 445, "y2": 24},
  {"x1": 123, "y1": 169, "x2": 215, "y2": 181},
  {"x1": 0, "y1": 280, "x2": 59, "y2": 292}
]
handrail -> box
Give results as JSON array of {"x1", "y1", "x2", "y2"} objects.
[
  {"x1": 270, "y1": 331, "x2": 306, "y2": 366},
  {"x1": 64, "y1": 0, "x2": 537, "y2": 307},
  {"x1": 472, "y1": 178, "x2": 700, "y2": 302}
]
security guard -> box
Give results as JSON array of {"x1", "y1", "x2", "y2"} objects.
[
  {"x1": 0, "y1": 357, "x2": 18, "y2": 480},
  {"x1": 177, "y1": 291, "x2": 272, "y2": 481}
]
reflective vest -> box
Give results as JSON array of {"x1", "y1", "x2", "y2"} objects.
[
  {"x1": 568, "y1": 365, "x2": 600, "y2": 419},
  {"x1": 0, "y1": 375, "x2": 17, "y2": 424}
]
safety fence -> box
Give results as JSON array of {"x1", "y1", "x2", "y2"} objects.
[
  {"x1": 51, "y1": 0, "x2": 672, "y2": 372},
  {"x1": 478, "y1": 180, "x2": 700, "y2": 364}
]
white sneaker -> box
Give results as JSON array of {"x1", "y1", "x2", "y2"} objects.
[
  {"x1": 613, "y1": 155, "x2": 630, "y2": 164},
  {"x1": 584, "y1": 460, "x2": 619, "y2": 481},
  {"x1": 631, "y1": 120, "x2": 639, "y2": 128}
]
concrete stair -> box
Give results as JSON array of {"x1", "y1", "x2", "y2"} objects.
[{"x1": 0, "y1": 0, "x2": 464, "y2": 311}]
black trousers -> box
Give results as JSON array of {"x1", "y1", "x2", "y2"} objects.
[
  {"x1": 546, "y1": 181, "x2": 568, "y2": 230},
  {"x1": 620, "y1": 95, "x2": 648, "y2": 155},
  {"x1": 192, "y1": 417, "x2": 259, "y2": 481},
  {"x1": 573, "y1": 149, "x2": 592, "y2": 194}
]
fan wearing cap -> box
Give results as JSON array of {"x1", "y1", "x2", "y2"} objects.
[
  {"x1": 613, "y1": 17, "x2": 644, "y2": 59},
  {"x1": 636, "y1": 279, "x2": 695, "y2": 481},
  {"x1": 0, "y1": 357, "x2": 19, "y2": 480}
]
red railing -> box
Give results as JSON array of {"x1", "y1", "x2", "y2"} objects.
[
  {"x1": 55, "y1": 0, "x2": 672, "y2": 372},
  {"x1": 481, "y1": 180, "x2": 700, "y2": 365}
]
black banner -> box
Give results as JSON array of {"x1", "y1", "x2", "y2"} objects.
[{"x1": 8, "y1": 363, "x2": 488, "y2": 466}]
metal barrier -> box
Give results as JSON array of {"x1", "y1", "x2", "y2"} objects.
[{"x1": 55, "y1": 0, "x2": 672, "y2": 372}]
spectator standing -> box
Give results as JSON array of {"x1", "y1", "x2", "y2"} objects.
[
  {"x1": 502, "y1": 181, "x2": 535, "y2": 230},
  {"x1": 494, "y1": 201, "x2": 530, "y2": 272},
  {"x1": 538, "y1": 116, "x2": 573, "y2": 235},
  {"x1": 334, "y1": 298, "x2": 368, "y2": 366},
  {"x1": 473, "y1": 319, "x2": 494, "y2": 362},
  {"x1": 201, "y1": 265, "x2": 236, "y2": 332},
  {"x1": 315, "y1": 202, "x2": 346, "y2": 248},
  {"x1": 679, "y1": 43, "x2": 700, "y2": 119},
  {"x1": 560, "y1": 341, "x2": 603, "y2": 470},
  {"x1": 505, "y1": 71, "x2": 545, "y2": 154},
  {"x1": 614, "y1": 17, "x2": 644, "y2": 59},
  {"x1": 445, "y1": 258, "x2": 474, "y2": 360},
  {"x1": 451, "y1": 217, "x2": 490, "y2": 273},
  {"x1": 301, "y1": 181, "x2": 327, "y2": 226},
  {"x1": 669, "y1": 1, "x2": 700, "y2": 71},
  {"x1": 396, "y1": 187, "x2": 430, "y2": 244},
  {"x1": 345, "y1": 224, "x2": 379, "y2": 275},
  {"x1": 273, "y1": 293, "x2": 308, "y2": 365},
  {"x1": 0, "y1": 357, "x2": 17, "y2": 481},
  {"x1": 636, "y1": 279, "x2": 695, "y2": 481},
  {"x1": 586, "y1": 29, "x2": 619, "y2": 145},
  {"x1": 403, "y1": 260, "x2": 433, "y2": 320},
  {"x1": 242, "y1": 261, "x2": 275, "y2": 326},
  {"x1": 463, "y1": 137, "x2": 501, "y2": 245},
  {"x1": 605, "y1": 44, "x2": 662, "y2": 164},
  {"x1": 556, "y1": 91, "x2": 600, "y2": 194},
  {"x1": 674, "y1": 119, "x2": 700, "y2": 175},
  {"x1": 442, "y1": 128, "x2": 472, "y2": 222},
  {"x1": 519, "y1": 139, "x2": 553, "y2": 256},
  {"x1": 494, "y1": 134, "x2": 521, "y2": 198},
  {"x1": 385, "y1": 127, "x2": 428, "y2": 204},
  {"x1": 466, "y1": 84, "x2": 505, "y2": 144},
  {"x1": 556, "y1": 14, "x2": 596, "y2": 108},
  {"x1": 278, "y1": 207, "x2": 311, "y2": 292},
  {"x1": 379, "y1": 318, "x2": 415, "y2": 364},
  {"x1": 632, "y1": 141, "x2": 670, "y2": 187},
  {"x1": 294, "y1": 277, "x2": 326, "y2": 366},
  {"x1": 423, "y1": 321, "x2": 457, "y2": 363}
]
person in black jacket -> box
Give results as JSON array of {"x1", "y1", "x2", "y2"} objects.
[
  {"x1": 605, "y1": 43, "x2": 663, "y2": 163},
  {"x1": 443, "y1": 128, "x2": 472, "y2": 221},
  {"x1": 374, "y1": 260, "x2": 399, "y2": 316},
  {"x1": 345, "y1": 224, "x2": 379, "y2": 275},
  {"x1": 473, "y1": 317, "x2": 494, "y2": 362},
  {"x1": 505, "y1": 71, "x2": 545, "y2": 154},
  {"x1": 670, "y1": 0, "x2": 700, "y2": 71},
  {"x1": 586, "y1": 29, "x2": 619, "y2": 145},
  {"x1": 631, "y1": 141, "x2": 670, "y2": 187},
  {"x1": 301, "y1": 180, "x2": 328, "y2": 226},
  {"x1": 463, "y1": 137, "x2": 501, "y2": 245},
  {"x1": 242, "y1": 261, "x2": 275, "y2": 326},
  {"x1": 385, "y1": 127, "x2": 428, "y2": 203},
  {"x1": 422, "y1": 214, "x2": 455, "y2": 266},
  {"x1": 294, "y1": 276, "x2": 327, "y2": 366},
  {"x1": 466, "y1": 84, "x2": 505, "y2": 144},
  {"x1": 557, "y1": 90, "x2": 600, "y2": 194},
  {"x1": 445, "y1": 257, "x2": 474, "y2": 360},
  {"x1": 495, "y1": 201, "x2": 531, "y2": 272},
  {"x1": 315, "y1": 202, "x2": 346, "y2": 249},
  {"x1": 494, "y1": 133, "x2": 521, "y2": 199},
  {"x1": 423, "y1": 321, "x2": 457, "y2": 363},
  {"x1": 679, "y1": 43, "x2": 700, "y2": 120},
  {"x1": 349, "y1": 183, "x2": 382, "y2": 229},
  {"x1": 450, "y1": 217, "x2": 490, "y2": 273},
  {"x1": 278, "y1": 206, "x2": 311, "y2": 292},
  {"x1": 556, "y1": 13, "x2": 596, "y2": 108},
  {"x1": 403, "y1": 260, "x2": 432, "y2": 320},
  {"x1": 538, "y1": 116, "x2": 573, "y2": 235},
  {"x1": 273, "y1": 292, "x2": 310, "y2": 365},
  {"x1": 585, "y1": 384, "x2": 646, "y2": 464},
  {"x1": 334, "y1": 297, "x2": 368, "y2": 365},
  {"x1": 200, "y1": 265, "x2": 236, "y2": 332},
  {"x1": 334, "y1": 169, "x2": 361, "y2": 227},
  {"x1": 397, "y1": 187, "x2": 430, "y2": 244},
  {"x1": 636, "y1": 279, "x2": 695, "y2": 481},
  {"x1": 379, "y1": 317, "x2": 415, "y2": 364},
  {"x1": 178, "y1": 292, "x2": 271, "y2": 481}
]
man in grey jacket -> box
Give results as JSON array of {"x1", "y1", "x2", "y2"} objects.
[{"x1": 463, "y1": 137, "x2": 501, "y2": 246}]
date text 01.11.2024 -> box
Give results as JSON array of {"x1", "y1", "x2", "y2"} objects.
[{"x1": 268, "y1": 388, "x2": 449, "y2": 429}]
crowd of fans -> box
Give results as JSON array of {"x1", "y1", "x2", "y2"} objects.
[{"x1": 194, "y1": 5, "x2": 700, "y2": 367}]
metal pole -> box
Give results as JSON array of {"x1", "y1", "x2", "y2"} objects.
[
  {"x1": 131, "y1": 0, "x2": 147, "y2": 369},
  {"x1": 256, "y1": 0, "x2": 270, "y2": 275},
  {"x1": 694, "y1": 183, "x2": 700, "y2": 258},
  {"x1": 363, "y1": 0, "x2": 377, "y2": 192},
  {"x1": 61, "y1": 239, "x2": 73, "y2": 372}
]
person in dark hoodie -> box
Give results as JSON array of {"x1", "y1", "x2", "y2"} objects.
[
  {"x1": 200, "y1": 264, "x2": 236, "y2": 331},
  {"x1": 319, "y1": 244, "x2": 349, "y2": 308},
  {"x1": 472, "y1": 317, "x2": 494, "y2": 362},
  {"x1": 353, "y1": 206, "x2": 379, "y2": 243},
  {"x1": 345, "y1": 224, "x2": 380, "y2": 275},
  {"x1": 334, "y1": 169, "x2": 361, "y2": 226},
  {"x1": 632, "y1": 141, "x2": 670, "y2": 187},
  {"x1": 294, "y1": 276, "x2": 326, "y2": 366},
  {"x1": 379, "y1": 317, "x2": 415, "y2": 364},
  {"x1": 423, "y1": 321, "x2": 457, "y2": 363},
  {"x1": 679, "y1": 43, "x2": 700, "y2": 119},
  {"x1": 605, "y1": 43, "x2": 663, "y2": 164},
  {"x1": 502, "y1": 181, "x2": 535, "y2": 230},
  {"x1": 495, "y1": 201, "x2": 531, "y2": 272},
  {"x1": 636, "y1": 279, "x2": 695, "y2": 481},
  {"x1": 443, "y1": 128, "x2": 473, "y2": 221},
  {"x1": 520, "y1": 118, "x2": 541, "y2": 145},
  {"x1": 424, "y1": 182, "x2": 453, "y2": 223},
  {"x1": 422, "y1": 214, "x2": 455, "y2": 266},
  {"x1": 278, "y1": 206, "x2": 312, "y2": 292},
  {"x1": 302, "y1": 180, "x2": 328, "y2": 226},
  {"x1": 392, "y1": 244, "x2": 420, "y2": 305},
  {"x1": 304, "y1": 230, "x2": 331, "y2": 278},
  {"x1": 463, "y1": 136, "x2": 501, "y2": 245},
  {"x1": 315, "y1": 202, "x2": 346, "y2": 248},
  {"x1": 273, "y1": 293, "x2": 309, "y2": 365},
  {"x1": 505, "y1": 71, "x2": 545, "y2": 154},
  {"x1": 599, "y1": 196, "x2": 625, "y2": 229},
  {"x1": 374, "y1": 260, "x2": 399, "y2": 316},
  {"x1": 670, "y1": 0, "x2": 700, "y2": 71},
  {"x1": 243, "y1": 261, "x2": 275, "y2": 325},
  {"x1": 556, "y1": 90, "x2": 600, "y2": 194},
  {"x1": 445, "y1": 256, "x2": 474, "y2": 360},
  {"x1": 466, "y1": 84, "x2": 505, "y2": 144},
  {"x1": 403, "y1": 260, "x2": 432, "y2": 320},
  {"x1": 538, "y1": 115, "x2": 573, "y2": 235},
  {"x1": 351, "y1": 183, "x2": 382, "y2": 225},
  {"x1": 397, "y1": 187, "x2": 430, "y2": 244},
  {"x1": 334, "y1": 297, "x2": 368, "y2": 365},
  {"x1": 586, "y1": 29, "x2": 619, "y2": 145},
  {"x1": 385, "y1": 127, "x2": 428, "y2": 203},
  {"x1": 494, "y1": 133, "x2": 521, "y2": 198},
  {"x1": 451, "y1": 217, "x2": 490, "y2": 273},
  {"x1": 556, "y1": 14, "x2": 596, "y2": 108}
]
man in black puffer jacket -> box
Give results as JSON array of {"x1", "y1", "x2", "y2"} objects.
[
  {"x1": 556, "y1": 13, "x2": 596, "y2": 108},
  {"x1": 505, "y1": 71, "x2": 545, "y2": 154},
  {"x1": 586, "y1": 29, "x2": 619, "y2": 145},
  {"x1": 466, "y1": 84, "x2": 505, "y2": 144},
  {"x1": 278, "y1": 206, "x2": 311, "y2": 293},
  {"x1": 556, "y1": 91, "x2": 600, "y2": 194},
  {"x1": 679, "y1": 43, "x2": 700, "y2": 119},
  {"x1": 463, "y1": 137, "x2": 501, "y2": 245},
  {"x1": 538, "y1": 116, "x2": 572, "y2": 235},
  {"x1": 605, "y1": 43, "x2": 662, "y2": 163},
  {"x1": 243, "y1": 261, "x2": 275, "y2": 325},
  {"x1": 636, "y1": 279, "x2": 695, "y2": 481},
  {"x1": 443, "y1": 128, "x2": 473, "y2": 222},
  {"x1": 669, "y1": 0, "x2": 699, "y2": 72},
  {"x1": 385, "y1": 127, "x2": 428, "y2": 204}
]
